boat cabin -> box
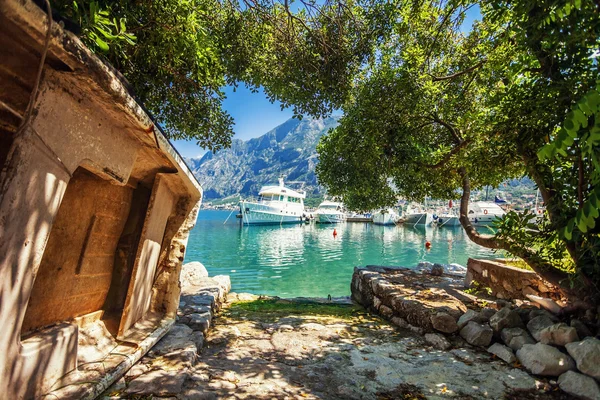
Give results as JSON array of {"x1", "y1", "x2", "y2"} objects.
[{"x1": 257, "y1": 178, "x2": 306, "y2": 206}]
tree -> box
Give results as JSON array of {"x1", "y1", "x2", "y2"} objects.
[
  {"x1": 51, "y1": 0, "x2": 391, "y2": 151},
  {"x1": 316, "y1": 0, "x2": 600, "y2": 295}
]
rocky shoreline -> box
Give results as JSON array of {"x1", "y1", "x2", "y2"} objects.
[
  {"x1": 352, "y1": 264, "x2": 600, "y2": 399},
  {"x1": 100, "y1": 261, "x2": 599, "y2": 399}
]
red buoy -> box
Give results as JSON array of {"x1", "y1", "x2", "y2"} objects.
[
  {"x1": 333, "y1": 229, "x2": 338, "y2": 238},
  {"x1": 425, "y1": 241, "x2": 431, "y2": 249}
]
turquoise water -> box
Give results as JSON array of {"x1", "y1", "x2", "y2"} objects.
[{"x1": 184, "y1": 210, "x2": 497, "y2": 298}]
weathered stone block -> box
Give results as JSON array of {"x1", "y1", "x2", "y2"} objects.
[
  {"x1": 460, "y1": 321, "x2": 493, "y2": 347},
  {"x1": 558, "y1": 371, "x2": 600, "y2": 400},
  {"x1": 431, "y1": 312, "x2": 458, "y2": 334},
  {"x1": 489, "y1": 308, "x2": 524, "y2": 332},
  {"x1": 565, "y1": 337, "x2": 600, "y2": 380},
  {"x1": 488, "y1": 343, "x2": 516, "y2": 364},
  {"x1": 516, "y1": 343, "x2": 575, "y2": 377},
  {"x1": 527, "y1": 315, "x2": 555, "y2": 341},
  {"x1": 501, "y1": 327, "x2": 536, "y2": 351},
  {"x1": 538, "y1": 323, "x2": 579, "y2": 346}
]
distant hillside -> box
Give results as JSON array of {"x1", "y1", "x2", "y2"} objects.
[{"x1": 186, "y1": 116, "x2": 340, "y2": 199}]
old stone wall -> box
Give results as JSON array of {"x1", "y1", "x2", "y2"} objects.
[{"x1": 465, "y1": 258, "x2": 559, "y2": 300}]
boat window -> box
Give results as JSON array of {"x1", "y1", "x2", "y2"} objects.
[
  {"x1": 258, "y1": 195, "x2": 264, "y2": 202},
  {"x1": 279, "y1": 195, "x2": 284, "y2": 201}
]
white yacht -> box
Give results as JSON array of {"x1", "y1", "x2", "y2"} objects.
[
  {"x1": 239, "y1": 178, "x2": 306, "y2": 225},
  {"x1": 404, "y1": 205, "x2": 433, "y2": 226},
  {"x1": 315, "y1": 201, "x2": 346, "y2": 223},
  {"x1": 372, "y1": 208, "x2": 400, "y2": 225},
  {"x1": 468, "y1": 201, "x2": 505, "y2": 226}
]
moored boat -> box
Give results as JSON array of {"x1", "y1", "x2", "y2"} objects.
[
  {"x1": 404, "y1": 205, "x2": 433, "y2": 226},
  {"x1": 372, "y1": 208, "x2": 400, "y2": 225},
  {"x1": 315, "y1": 201, "x2": 346, "y2": 223},
  {"x1": 468, "y1": 201, "x2": 505, "y2": 226},
  {"x1": 239, "y1": 178, "x2": 306, "y2": 225}
]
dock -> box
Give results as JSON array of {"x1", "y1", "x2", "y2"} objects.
[{"x1": 347, "y1": 216, "x2": 373, "y2": 222}]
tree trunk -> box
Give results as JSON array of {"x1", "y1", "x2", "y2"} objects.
[{"x1": 457, "y1": 167, "x2": 571, "y2": 289}]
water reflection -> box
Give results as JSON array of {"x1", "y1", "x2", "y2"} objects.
[{"x1": 185, "y1": 211, "x2": 498, "y2": 297}]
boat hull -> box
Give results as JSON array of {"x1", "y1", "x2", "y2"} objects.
[
  {"x1": 240, "y1": 202, "x2": 304, "y2": 225},
  {"x1": 404, "y1": 213, "x2": 433, "y2": 226},
  {"x1": 373, "y1": 212, "x2": 398, "y2": 226},
  {"x1": 435, "y1": 215, "x2": 461, "y2": 227},
  {"x1": 469, "y1": 214, "x2": 502, "y2": 226},
  {"x1": 316, "y1": 213, "x2": 345, "y2": 223}
]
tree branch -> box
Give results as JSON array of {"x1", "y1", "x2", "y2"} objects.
[
  {"x1": 457, "y1": 167, "x2": 571, "y2": 289},
  {"x1": 421, "y1": 139, "x2": 471, "y2": 169},
  {"x1": 431, "y1": 59, "x2": 486, "y2": 82}
]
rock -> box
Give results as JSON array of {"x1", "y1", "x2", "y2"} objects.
[
  {"x1": 565, "y1": 337, "x2": 600, "y2": 380},
  {"x1": 527, "y1": 315, "x2": 555, "y2": 341},
  {"x1": 488, "y1": 343, "x2": 516, "y2": 364},
  {"x1": 125, "y1": 369, "x2": 189, "y2": 396},
  {"x1": 188, "y1": 312, "x2": 212, "y2": 333},
  {"x1": 391, "y1": 316, "x2": 408, "y2": 328},
  {"x1": 479, "y1": 308, "x2": 497, "y2": 322},
  {"x1": 430, "y1": 263, "x2": 444, "y2": 276},
  {"x1": 424, "y1": 333, "x2": 451, "y2": 351},
  {"x1": 278, "y1": 324, "x2": 294, "y2": 331},
  {"x1": 539, "y1": 323, "x2": 579, "y2": 346},
  {"x1": 431, "y1": 312, "x2": 458, "y2": 333},
  {"x1": 180, "y1": 388, "x2": 218, "y2": 400},
  {"x1": 489, "y1": 308, "x2": 524, "y2": 332},
  {"x1": 180, "y1": 262, "x2": 209, "y2": 287},
  {"x1": 457, "y1": 310, "x2": 480, "y2": 329},
  {"x1": 529, "y1": 309, "x2": 559, "y2": 322},
  {"x1": 558, "y1": 371, "x2": 600, "y2": 400},
  {"x1": 213, "y1": 275, "x2": 231, "y2": 293},
  {"x1": 299, "y1": 323, "x2": 326, "y2": 331},
  {"x1": 501, "y1": 327, "x2": 536, "y2": 351},
  {"x1": 460, "y1": 321, "x2": 493, "y2": 347},
  {"x1": 571, "y1": 319, "x2": 594, "y2": 339},
  {"x1": 191, "y1": 331, "x2": 205, "y2": 350},
  {"x1": 526, "y1": 295, "x2": 562, "y2": 315},
  {"x1": 516, "y1": 343, "x2": 575, "y2": 377}
]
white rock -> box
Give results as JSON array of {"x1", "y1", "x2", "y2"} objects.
[
  {"x1": 488, "y1": 343, "x2": 516, "y2": 364},
  {"x1": 526, "y1": 295, "x2": 562, "y2": 315},
  {"x1": 180, "y1": 261, "x2": 209, "y2": 287},
  {"x1": 538, "y1": 323, "x2": 579, "y2": 346},
  {"x1": 558, "y1": 371, "x2": 600, "y2": 400},
  {"x1": 516, "y1": 343, "x2": 575, "y2": 377},
  {"x1": 565, "y1": 337, "x2": 600, "y2": 380}
]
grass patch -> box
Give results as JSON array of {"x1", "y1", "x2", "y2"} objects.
[{"x1": 227, "y1": 299, "x2": 368, "y2": 321}]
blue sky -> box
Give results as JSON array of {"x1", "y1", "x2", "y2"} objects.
[
  {"x1": 173, "y1": 5, "x2": 481, "y2": 159},
  {"x1": 172, "y1": 85, "x2": 294, "y2": 159}
]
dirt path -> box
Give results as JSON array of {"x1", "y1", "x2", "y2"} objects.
[{"x1": 173, "y1": 295, "x2": 548, "y2": 400}]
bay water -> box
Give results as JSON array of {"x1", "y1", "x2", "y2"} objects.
[{"x1": 184, "y1": 210, "x2": 498, "y2": 298}]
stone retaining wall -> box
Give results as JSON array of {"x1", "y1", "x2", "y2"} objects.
[
  {"x1": 465, "y1": 258, "x2": 558, "y2": 300},
  {"x1": 351, "y1": 266, "x2": 467, "y2": 333}
]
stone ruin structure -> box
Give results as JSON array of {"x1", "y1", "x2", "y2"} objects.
[{"x1": 0, "y1": 0, "x2": 202, "y2": 398}]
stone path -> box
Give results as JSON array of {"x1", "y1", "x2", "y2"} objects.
[{"x1": 102, "y1": 293, "x2": 574, "y2": 399}]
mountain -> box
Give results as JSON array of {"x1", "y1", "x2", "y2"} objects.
[{"x1": 186, "y1": 116, "x2": 340, "y2": 199}]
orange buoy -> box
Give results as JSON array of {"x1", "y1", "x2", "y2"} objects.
[
  {"x1": 333, "y1": 228, "x2": 338, "y2": 238},
  {"x1": 425, "y1": 241, "x2": 431, "y2": 249}
]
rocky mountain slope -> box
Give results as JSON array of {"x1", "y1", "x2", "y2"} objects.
[{"x1": 186, "y1": 116, "x2": 339, "y2": 199}]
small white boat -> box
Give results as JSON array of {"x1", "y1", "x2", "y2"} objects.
[
  {"x1": 468, "y1": 201, "x2": 505, "y2": 226},
  {"x1": 404, "y1": 205, "x2": 433, "y2": 226},
  {"x1": 315, "y1": 201, "x2": 346, "y2": 223},
  {"x1": 239, "y1": 177, "x2": 306, "y2": 225},
  {"x1": 372, "y1": 208, "x2": 400, "y2": 225}
]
